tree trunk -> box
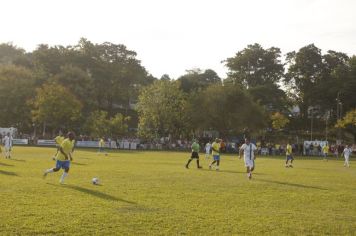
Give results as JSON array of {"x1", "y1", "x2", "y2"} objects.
[{"x1": 42, "y1": 122, "x2": 46, "y2": 137}]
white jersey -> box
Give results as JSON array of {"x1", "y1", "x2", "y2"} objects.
[
  {"x1": 3, "y1": 136, "x2": 13, "y2": 148},
  {"x1": 240, "y1": 143, "x2": 257, "y2": 161},
  {"x1": 343, "y1": 148, "x2": 352, "y2": 158},
  {"x1": 205, "y1": 143, "x2": 211, "y2": 153}
]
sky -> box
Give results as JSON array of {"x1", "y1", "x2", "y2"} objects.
[{"x1": 1, "y1": 0, "x2": 356, "y2": 79}]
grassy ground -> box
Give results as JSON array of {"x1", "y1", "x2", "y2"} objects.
[{"x1": 0, "y1": 146, "x2": 355, "y2": 235}]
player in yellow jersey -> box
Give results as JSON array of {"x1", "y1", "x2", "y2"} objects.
[
  {"x1": 43, "y1": 132, "x2": 75, "y2": 184},
  {"x1": 322, "y1": 144, "x2": 329, "y2": 161},
  {"x1": 209, "y1": 138, "x2": 221, "y2": 171},
  {"x1": 52, "y1": 131, "x2": 65, "y2": 160},
  {"x1": 98, "y1": 137, "x2": 107, "y2": 156},
  {"x1": 285, "y1": 141, "x2": 294, "y2": 168}
]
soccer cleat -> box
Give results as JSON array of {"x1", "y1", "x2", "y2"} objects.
[
  {"x1": 248, "y1": 173, "x2": 252, "y2": 179},
  {"x1": 209, "y1": 165, "x2": 212, "y2": 170},
  {"x1": 216, "y1": 167, "x2": 219, "y2": 171},
  {"x1": 289, "y1": 165, "x2": 293, "y2": 168},
  {"x1": 185, "y1": 165, "x2": 189, "y2": 169},
  {"x1": 43, "y1": 172, "x2": 48, "y2": 179},
  {"x1": 197, "y1": 166, "x2": 202, "y2": 169}
]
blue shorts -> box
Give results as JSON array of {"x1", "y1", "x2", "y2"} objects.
[
  {"x1": 56, "y1": 160, "x2": 70, "y2": 169},
  {"x1": 286, "y1": 155, "x2": 293, "y2": 161},
  {"x1": 213, "y1": 155, "x2": 220, "y2": 161}
]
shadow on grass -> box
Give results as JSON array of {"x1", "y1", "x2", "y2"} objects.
[
  {"x1": 46, "y1": 183, "x2": 136, "y2": 204},
  {"x1": 255, "y1": 179, "x2": 327, "y2": 190},
  {"x1": 9, "y1": 158, "x2": 26, "y2": 162},
  {"x1": 71, "y1": 162, "x2": 87, "y2": 166},
  {"x1": 0, "y1": 162, "x2": 14, "y2": 167},
  {"x1": 0, "y1": 170, "x2": 18, "y2": 176},
  {"x1": 199, "y1": 168, "x2": 245, "y2": 174}
]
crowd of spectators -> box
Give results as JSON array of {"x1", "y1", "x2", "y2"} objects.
[{"x1": 8, "y1": 132, "x2": 356, "y2": 156}]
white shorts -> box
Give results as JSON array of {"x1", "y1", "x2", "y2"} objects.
[
  {"x1": 4, "y1": 146, "x2": 11, "y2": 152},
  {"x1": 244, "y1": 159, "x2": 254, "y2": 168}
]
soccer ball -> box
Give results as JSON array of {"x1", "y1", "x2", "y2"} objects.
[{"x1": 92, "y1": 177, "x2": 100, "y2": 185}]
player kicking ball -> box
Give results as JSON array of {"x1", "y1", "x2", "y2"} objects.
[
  {"x1": 43, "y1": 132, "x2": 75, "y2": 184},
  {"x1": 285, "y1": 141, "x2": 294, "y2": 168},
  {"x1": 185, "y1": 139, "x2": 202, "y2": 169},
  {"x1": 239, "y1": 138, "x2": 257, "y2": 179}
]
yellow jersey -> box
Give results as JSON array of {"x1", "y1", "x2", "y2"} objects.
[
  {"x1": 286, "y1": 144, "x2": 292, "y2": 155},
  {"x1": 56, "y1": 138, "x2": 75, "y2": 161},
  {"x1": 322, "y1": 145, "x2": 329, "y2": 154},
  {"x1": 211, "y1": 142, "x2": 220, "y2": 156},
  {"x1": 99, "y1": 139, "x2": 105, "y2": 147},
  {"x1": 55, "y1": 135, "x2": 65, "y2": 145}
]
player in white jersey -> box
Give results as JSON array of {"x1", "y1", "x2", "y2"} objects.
[
  {"x1": 342, "y1": 145, "x2": 352, "y2": 167},
  {"x1": 239, "y1": 138, "x2": 257, "y2": 179},
  {"x1": 205, "y1": 141, "x2": 212, "y2": 159},
  {"x1": 3, "y1": 133, "x2": 13, "y2": 159}
]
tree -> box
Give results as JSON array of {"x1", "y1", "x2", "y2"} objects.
[
  {"x1": 248, "y1": 83, "x2": 288, "y2": 113},
  {"x1": 177, "y1": 68, "x2": 221, "y2": 93},
  {"x1": 31, "y1": 83, "x2": 83, "y2": 134},
  {"x1": 0, "y1": 65, "x2": 35, "y2": 131},
  {"x1": 136, "y1": 80, "x2": 190, "y2": 139},
  {"x1": 83, "y1": 111, "x2": 110, "y2": 138},
  {"x1": 160, "y1": 74, "x2": 172, "y2": 81},
  {"x1": 270, "y1": 112, "x2": 290, "y2": 130},
  {"x1": 312, "y1": 50, "x2": 350, "y2": 114},
  {"x1": 191, "y1": 84, "x2": 267, "y2": 137},
  {"x1": 225, "y1": 43, "x2": 284, "y2": 87},
  {"x1": 0, "y1": 43, "x2": 25, "y2": 64},
  {"x1": 110, "y1": 113, "x2": 130, "y2": 137},
  {"x1": 336, "y1": 109, "x2": 356, "y2": 141},
  {"x1": 284, "y1": 44, "x2": 324, "y2": 118},
  {"x1": 84, "y1": 111, "x2": 129, "y2": 138},
  {"x1": 51, "y1": 65, "x2": 96, "y2": 112},
  {"x1": 74, "y1": 39, "x2": 154, "y2": 115}
]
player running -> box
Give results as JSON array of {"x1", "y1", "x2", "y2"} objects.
[
  {"x1": 205, "y1": 141, "x2": 212, "y2": 159},
  {"x1": 209, "y1": 138, "x2": 221, "y2": 171},
  {"x1": 342, "y1": 145, "x2": 352, "y2": 167},
  {"x1": 43, "y1": 132, "x2": 75, "y2": 184},
  {"x1": 185, "y1": 139, "x2": 202, "y2": 169},
  {"x1": 322, "y1": 144, "x2": 329, "y2": 161},
  {"x1": 239, "y1": 138, "x2": 257, "y2": 179},
  {"x1": 285, "y1": 141, "x2": 294, "y2": 167},
  {"x1": 2, "y1": 133, "x2": 13, "y2": 159},
  {"x1": 52, "y1": 131, "x2": 65, "y2": 160}
]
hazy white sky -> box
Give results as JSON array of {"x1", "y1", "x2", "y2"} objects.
[{"x1": 1, "y1": 0, "x2": 356, "y2": 78}]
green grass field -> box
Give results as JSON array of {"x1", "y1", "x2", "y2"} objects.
[{"x1": 0, "y1": 146, "x2": 355, "y2": 235}]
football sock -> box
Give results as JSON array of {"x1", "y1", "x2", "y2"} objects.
[
  {"x1": 60, "y1": 172, "x2": 68, "y2": 183},
  {"x1": 46, "y1": 168, "x2": 54, "y2": 173}
]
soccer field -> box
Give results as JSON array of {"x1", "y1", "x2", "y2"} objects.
[{"x1": 0, "y1": 147, "x2": 355, "y2": 235}]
